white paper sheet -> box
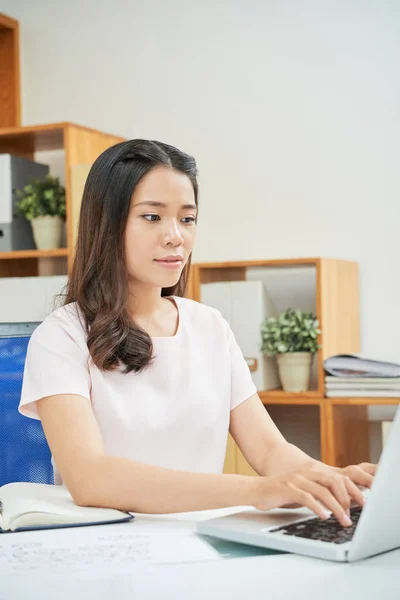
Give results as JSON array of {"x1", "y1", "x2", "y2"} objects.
[{"x1": 0, "y1": 521, "x2": 221, "y2": 575}]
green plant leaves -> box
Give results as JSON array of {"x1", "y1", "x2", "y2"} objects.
[
  {"x1": 15, "y1": 175, "x2": 66, "y2": 221},
  {"x1": 260, "y1": 307, "x2": 321, "y2": 356}
]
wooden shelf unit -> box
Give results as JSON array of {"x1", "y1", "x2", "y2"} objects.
[
  {"x1": 187, "y1": 258, "x2": 400, "y2": 469},
  {"x1": 323, "y1": 397, "x2": 400, "y2": 468},
  {"x1": 0, "y1": 15, "x2": 125, "y2": 275},
  {"x1": 188, "y1": 258, "x2": 360, "y2": 397},
  {"x1": 0, "y1": 13, "x2": 21, "y2": 128},
  {"x1": 0, "y1": 122, "x2": 125, "y2": 276}
]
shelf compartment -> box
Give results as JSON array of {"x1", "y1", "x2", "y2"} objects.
[{"x1": 0, "y1": 121, "x2": 125, "y2": 273}]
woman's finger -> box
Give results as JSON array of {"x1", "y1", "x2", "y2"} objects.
[
  {"x1": 289, "y1": 487, "x2": 332, "y2": 522},
  {"x1": 343, "y1": 476, "x2": 366, "y2": 508},
  {"x1": 291, "y1": 476, "x2": 352, "y2": 527},
  {"x1": 357, "y1": 462, "x2": 378, "y2": 475},
  {"x1": 340, "y1": 465, "x2": 374, "y2": 488},
  {"x1": 324, "y1": 473, "x2": 353, "y2": 515},
  {"x1": 307, "y1": 467, "x2": 353, "y2": 515}
]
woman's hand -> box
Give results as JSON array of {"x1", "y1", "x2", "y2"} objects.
[
  {"x1": 253, "y1": 461, "x2": 377, "y2": 527},
  {"x1": 335, "y1": 461, "x2": 377, "y2": 487}
]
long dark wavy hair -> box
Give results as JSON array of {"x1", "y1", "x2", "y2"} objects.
[{"x1": 64, "y1": 139, "x2": 198, "y2": 374}]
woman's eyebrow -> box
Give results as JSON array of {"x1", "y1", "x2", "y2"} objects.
[{"x1": 134, "y1": 201, "x2": 197, "y2": 210}]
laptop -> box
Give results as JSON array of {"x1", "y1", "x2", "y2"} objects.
[{"x1": 197, "y1": 406, "x2": 400, "y2": 562}]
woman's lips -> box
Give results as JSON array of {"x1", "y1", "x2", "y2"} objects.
[{"x1": 154, "y1": 258, "x2": 183, "y2": 269}]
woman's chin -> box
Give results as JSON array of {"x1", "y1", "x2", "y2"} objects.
[
  {"x1": 163, "y1": 274, "x2": 181, "y2": 287},
  {"x1": 153, "y1": 272, "x2": 182, "y2": 289}
]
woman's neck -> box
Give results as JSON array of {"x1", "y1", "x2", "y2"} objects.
[
  {"x1": 126, "y1": 285, "x2": 164, "y2": 319},
  {"x1": 126, "y1": 285, "x2": 177, "y2": 337}
]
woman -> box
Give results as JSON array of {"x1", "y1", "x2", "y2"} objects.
[{"x1": 19, "y1": 139, "x2": 375, "y2": 527}]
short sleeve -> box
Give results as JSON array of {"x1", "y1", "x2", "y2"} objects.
[
  {"x1": 227, "y1": 322, "x2": 257, "y2": 411},
  {"x1": 18, "y1": 318, "x2": 91, "y2": 420}
]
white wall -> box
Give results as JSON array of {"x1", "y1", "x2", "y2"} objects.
[
  {"x1": 0, "y1": 276, "x2": 67, "y2": 321},
  {"x1": 2, "y1": 0, "x2": 400, "y2": 363}
]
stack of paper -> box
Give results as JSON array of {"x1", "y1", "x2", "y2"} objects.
[
  {"x1": 324, "y1": 354, "x2": 400, "y2": 378},
  {"x1": 323, "y1": 355, "x2": 400, "y2": 398},
  {"x1": 324, "y1": 376, "x2": 400, "y2": 398}
]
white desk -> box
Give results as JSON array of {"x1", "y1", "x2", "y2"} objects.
[{"x1": 3, "y1": 507, "x2": 400, "y2": 600}]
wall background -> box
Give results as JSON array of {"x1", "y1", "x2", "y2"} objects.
[{"x1": 2, "y1": 0, "x2": 399, "y2": 366}]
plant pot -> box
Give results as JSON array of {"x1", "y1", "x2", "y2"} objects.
[
  {"x1": 276, "y1": 352, "x2": 313, "y2": 392},
  {"x1": 30, "y1": 216, "x2": 64, "y2": 250}
]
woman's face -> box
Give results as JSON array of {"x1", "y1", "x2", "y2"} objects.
[{"x1": 125, "y1": 165, "x2": 197, "y2": 290}]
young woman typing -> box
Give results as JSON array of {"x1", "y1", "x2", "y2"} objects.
[{"x1": 19, "y1": 140, "x2": 376, "y2": 528}]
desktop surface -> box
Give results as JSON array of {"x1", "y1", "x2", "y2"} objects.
[{"x1": 2, "y1": 506, "x2": 400, "y2": 600}]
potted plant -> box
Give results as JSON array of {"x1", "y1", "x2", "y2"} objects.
[
  {"x1": 260, "y1": 308, "x2": 321, "y2": 392},
  {"x1": 15, "y1": 175, "x2": 66, "y2": 250}
]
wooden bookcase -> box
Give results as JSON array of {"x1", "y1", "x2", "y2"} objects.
[
  {"x1": 0, "y1": 13, "x2": 125, "y2": 277},
  {"x1": 187, "y1": 259, "x2": 399, "y2": 469},
  {"x1": 0, "y1": 121, "x2": 125, "y2": 277}
]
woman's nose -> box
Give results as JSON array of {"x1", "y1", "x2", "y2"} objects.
[{"x1": 163, "y1": 220, "x2": 184, "y2": 245}]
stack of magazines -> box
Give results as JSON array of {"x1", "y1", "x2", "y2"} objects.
[{"x1": 323, "y1": 354, "x2": 400, "y2": 398}]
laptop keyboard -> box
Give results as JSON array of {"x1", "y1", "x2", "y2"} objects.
[{"x1": 270, "y1": 506, "x2": 363, "y2": 544}]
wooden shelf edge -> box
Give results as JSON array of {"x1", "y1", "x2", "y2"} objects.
[
  {"x1": 0, "y1": 248, "x2": 69, "y2": 260},
  {"x1": 260, "y1": 389, "x2": 322, "y2": 397},
  {"x1": 193, "y1": 258, "x2": 321, "y2": 270},
  {"x1": 327, "y1": 397, "x2": 400, "y2": 406},
  {"x1": 259, "y1": 390, "x2": 322, "y2": 405},
  {"x1": 193, "y1": 257, "x2": 358, "y2": 271},
  {"x1": 261, "y1": 398, "x2": 321, "y2": 406},
  {"x1": 0, "y1": 122, "x2": 68, "y2": 136},
  {"x1": 0, "y1": 13, "x2": 18, "y2": 29},
  {"x1": 0, "y1": 121, "x2": 125, "y2": 141}
]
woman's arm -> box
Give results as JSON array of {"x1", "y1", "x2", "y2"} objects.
[
  {"x1": 37, "y1": 394, "x2": 257, "y2": 513},
  {"x1": 228, "y1": 393, "x2": 304, "y2": 475},
  {"x1": 229, "y1": 393, "x2": 376, "y2": 479},
  {"x1": 37, "y1": 393, "x2": 373, "y2": 525}
]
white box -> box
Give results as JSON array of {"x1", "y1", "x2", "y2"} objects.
[
  {"x1": 0, "y1": 154, "x2": 13, "y2": 222},
  {"x1": 201, "y1": 280, "x2": 280, "y2": 391},
  {"x1": 200, "y1": 281, "x2": 231, "y2": 324}
]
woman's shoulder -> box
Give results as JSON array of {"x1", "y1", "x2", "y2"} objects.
[
  {"x1": 174, "y1": 295, "x2": 228, "y2": 332},
  {"x1": 30, "y1": 302, "x2": 88, "y2": 348}
]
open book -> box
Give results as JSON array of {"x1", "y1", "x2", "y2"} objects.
[{"x1": 0, "y1": 482, "x2": 134, "y2": 533}]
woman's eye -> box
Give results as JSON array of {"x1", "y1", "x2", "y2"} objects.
[
  {"x1": 141, "y1": 214, "x2": 195, "y2": 224},
  {"x1": 142, "y1": 214, "x2": 160, "y2": 222}
]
